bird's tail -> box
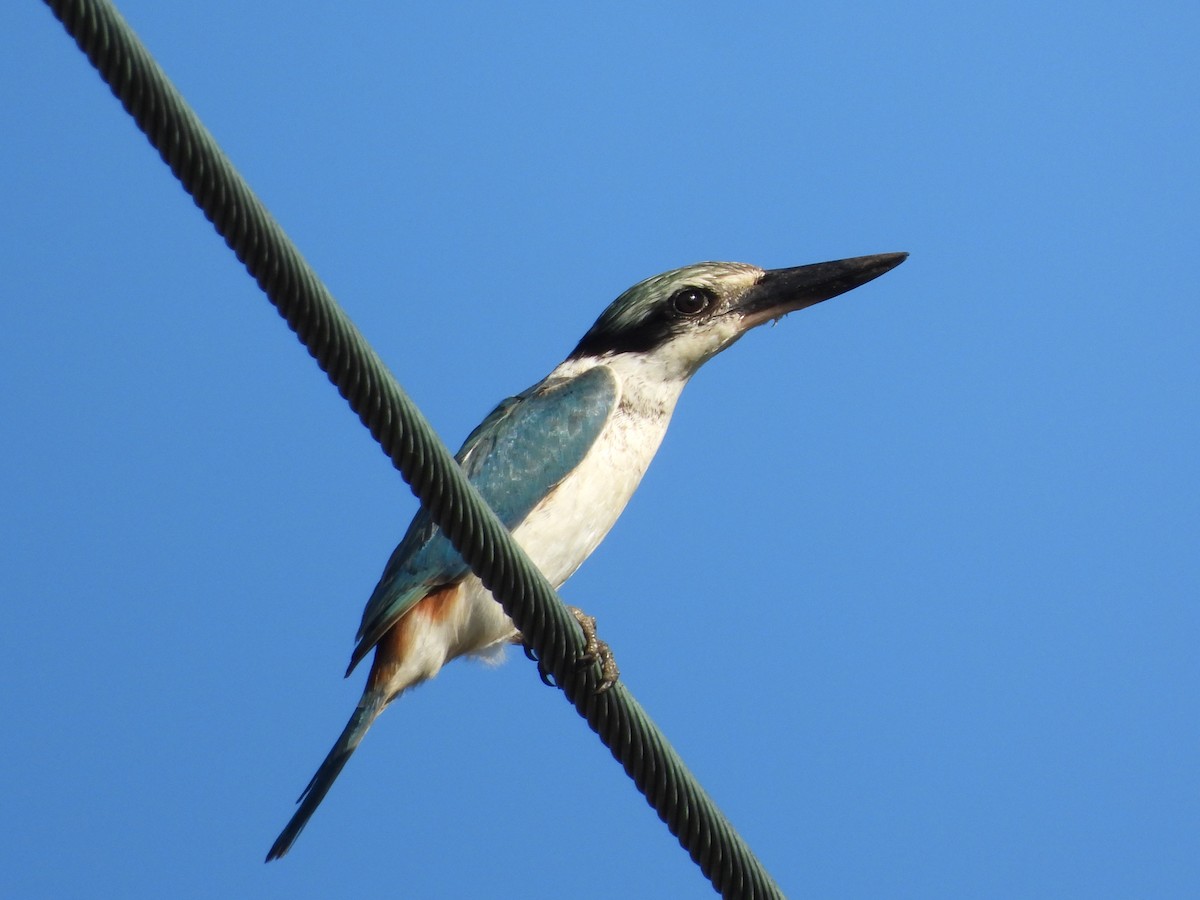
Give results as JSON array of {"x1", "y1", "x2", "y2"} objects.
[{"x1": 265, "y1": 691, "x2": 386, "y2": 861}]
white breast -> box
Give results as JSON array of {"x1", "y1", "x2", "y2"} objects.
[
  {"x1": 453, "y1": 354, "x2": 687, "y2": 656},
  {"x1": 514, "y1": 408, "x2": 665, "y2": 585}
]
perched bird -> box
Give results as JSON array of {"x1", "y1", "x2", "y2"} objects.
[{"x1": 266, "y1": 252, "x2": 907, "y2": 860}]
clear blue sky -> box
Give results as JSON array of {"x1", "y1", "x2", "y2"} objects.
[{"x1": 2, "y1": 1, "x2": 1197, "y2": 897}]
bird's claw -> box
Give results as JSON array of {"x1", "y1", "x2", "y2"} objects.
[
  {"x1": 519, "y1": 609, "x2": 620, "y2": 693},
  {"x1": 566, "y1": 606, "x2": 620, "y2": 693},
  {"x1": 521, "y1": 641, "x2": 557, "y2": 687}
]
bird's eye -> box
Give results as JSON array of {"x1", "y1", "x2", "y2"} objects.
[{"x1": 671, "y1": 287, "x2": 713, "y2": 316}]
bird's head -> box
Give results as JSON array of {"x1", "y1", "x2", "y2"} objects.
[{"x1": 569, "y1": 253, "x2": 907, "y2": 381}]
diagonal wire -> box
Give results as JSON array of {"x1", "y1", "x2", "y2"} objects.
[{"x1": 39, "y1": 1, "x2": 785, "y2": 896}]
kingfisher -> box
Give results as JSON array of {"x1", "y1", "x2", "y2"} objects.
[{"x1": 266, "y1": 251, "x2": 907, "y2": 860}]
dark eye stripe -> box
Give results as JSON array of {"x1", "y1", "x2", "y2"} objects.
[{"x1": 569, "y1": 285, "x2": 718, "y2": 359}]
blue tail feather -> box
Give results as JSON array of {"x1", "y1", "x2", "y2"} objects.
[{"x1": 265, "y1": 693, "x2": 385, "y2": 861}]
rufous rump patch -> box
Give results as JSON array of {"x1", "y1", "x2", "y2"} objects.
[
  {"x1": 366, "y1": 583, "x2": 460, "y2": 692},
  {"x1": 417, "y1": 583, "x2": 460, "y2": 623}
]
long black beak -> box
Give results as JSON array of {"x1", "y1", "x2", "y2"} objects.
[{"x1": 739, "y1": 252, "x2": 907, "y2": 327}]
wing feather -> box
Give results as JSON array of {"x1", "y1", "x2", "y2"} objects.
[{"x1": 346, "y1": 365, "x2": 618, "y2": 673}]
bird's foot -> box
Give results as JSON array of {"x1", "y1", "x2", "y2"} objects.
[
  {"x1": 566, "y1": 606, "x2": 620, "y2": 693},
  {"x1": 518, "y1": 607, "x2": 620, "y2": 693}
]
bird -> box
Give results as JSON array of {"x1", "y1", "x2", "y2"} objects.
[{"x1": 266, "y1": 251, "x2": 907, "y2": 860}]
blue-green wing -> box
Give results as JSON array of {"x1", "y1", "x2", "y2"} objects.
[{"x1": 347, "y1": 365, "x2": 618, "y2": 672}]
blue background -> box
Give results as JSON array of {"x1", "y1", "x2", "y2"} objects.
[{"x1": 2, "y1": 1, "x2": 1196, "y2": 897}]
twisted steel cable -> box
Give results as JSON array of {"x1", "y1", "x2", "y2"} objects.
[{"x1": 41, "y1": 1, "x2": 785, "y2": 896}]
